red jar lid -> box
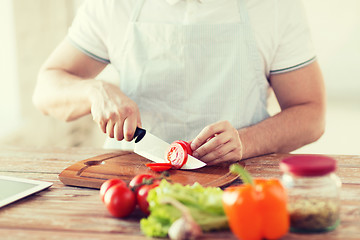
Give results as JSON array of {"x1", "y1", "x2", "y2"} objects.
[{"x1": 280, "y1": 155, "x2": 336, "y2": 177}]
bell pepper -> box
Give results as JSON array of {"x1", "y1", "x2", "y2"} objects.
[{"x1": 222, "y1": 164, "x2": 289, "y2": 240}]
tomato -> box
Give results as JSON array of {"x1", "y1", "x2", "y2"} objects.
[
  {"x1": 129, "y1": 174, "x2": 155, "y2": 195},
  {"x1": 145, "y1": 162, "x2": 173, "y2": 172},
  {"x1": 177, "y1": 140, "x2": 193, "y2": 156},
  {"x1": 103, "y1": 184, "x2": 136, "y2": 218},
  {"x1": 166, "y1": 141, "x2": 188, "y2": 169},
  {"x1": 137, "y1": 181, "x2": 160, "y2": 215},
  {"x1": 99, "y1": 178, "x2": 126, "y2": 202}
]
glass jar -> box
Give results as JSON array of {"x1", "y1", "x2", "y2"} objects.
[{"x1": 280, "y1": 155, "x2": 342, "y2": 233}]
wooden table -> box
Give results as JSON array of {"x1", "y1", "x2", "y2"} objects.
[{"x1": 0, "y1": 146, "x2": 359, "y2": 240}]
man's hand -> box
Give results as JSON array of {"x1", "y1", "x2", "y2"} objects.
[
  {"x1": 90, "y1": 81, "x2": 141, "y2": 141},
  {"x1": 190, "y1": 120, "x2": 243, "y2": 165},
  {"x1": 34, "y1": 39, "x2": 142, "y2": 142}
]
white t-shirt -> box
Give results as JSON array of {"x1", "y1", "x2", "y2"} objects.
[{"x1": 68, "y1": 0, "x2": 316, "y2": 79}]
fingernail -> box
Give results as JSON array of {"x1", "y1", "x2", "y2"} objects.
[
  {"x1": 193, "y1": 152, "x2": 199, "y2": 158},
  {"x1": 191, "y1": 143, "x2": 196, "y2": 150}
]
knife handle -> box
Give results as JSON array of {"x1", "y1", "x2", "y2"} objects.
[{"x1": 133, "y1": 127, "x2": 146, "y2": 143}]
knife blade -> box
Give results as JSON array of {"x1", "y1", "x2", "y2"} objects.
[{"x1": 133, "y1": 127, "x2": 206, "y2": 170}]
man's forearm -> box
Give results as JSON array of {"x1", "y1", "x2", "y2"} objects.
[
  {"x1": 33, "y1": 39, "x2": 108, "y2": 122},
  {"x1": 239, "y1": 102, "x2": 325, "y2": 159},
  {"x1": 33, "y1": 69, "x2": 96, "y2": 121}
]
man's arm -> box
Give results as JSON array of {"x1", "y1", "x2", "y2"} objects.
[
  {"x1": 191, "y1": 61, "x2": 326, "y2": 163},
  {"x1": 239, "y1": 61, "x2": 326, "y2": 158},
  {"x1": 33, "y1": 39, "x2": 141, "y2": 141},
  {"x1": 33, "y1": 39, "x2": 107, "y2": 121}
]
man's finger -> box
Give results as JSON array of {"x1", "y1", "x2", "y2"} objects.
[
  {"x1": 106, "y1": 119, "x2": 116, "y2": 138},
  {"x1": 193, "y1": 132, "x2": 230, "y2": 158},
  {"x1": 123, "y1": 114, "x2": 138, "y2": 141},
  {"x1": 191, "y1": 123, "x2": 225, "y2": 151},
  {"x1": 114, "y1": 121, "x2": 124, "y2": 141}
]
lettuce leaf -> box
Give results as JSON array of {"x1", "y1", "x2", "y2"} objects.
[{"x1": 140, "y1": 180, "x2": 228, "y2": 237}]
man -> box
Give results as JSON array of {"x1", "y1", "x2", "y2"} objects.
[{"x1": 33, "y1": 0, "x2": 325, "y2": 165}]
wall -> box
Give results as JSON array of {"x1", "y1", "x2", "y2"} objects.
[
  {"x1": 0, "y1": 0, "x2": 21, "y2": 138},
  {"x1": 303, "y1": 0, "x2": 360, "y2": 99},
  {"x1": 293, "y1": 0, "x2": 360, "y2": 155},
  {"x1": 0, "y1": 0, "x2": 104, "y2": 148}
]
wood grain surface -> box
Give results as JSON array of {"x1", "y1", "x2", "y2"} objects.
[
  {"x1": 59, "y1": 151, "x2": 239, "y2": 189},
  {"x1": 0, "y1": 146, "x2": 359, "y2": 240}
]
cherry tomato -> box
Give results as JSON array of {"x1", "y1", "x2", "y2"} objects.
[
  {"x1": 145, "y1": 162, "x2": 173, "y2": 172},
  {"x1": 103, "y1": 184, "x2": 136, "y2": 218},
  {"x1": 137, "y1": 181, "x2": 160, "y2": 215},
  {"x1": 99, "y1": 178, "x2": 126, "y2": 202},
  {"x1": 129, "y1": 174, "x2": 155, "y2": 195},
  {"x1": 166, "y1": 141, "x2": 188, "y2": 169}
]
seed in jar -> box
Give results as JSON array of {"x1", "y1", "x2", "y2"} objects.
[{"x1": 288, "y1": 198, "x2": 339, "y2": 232}]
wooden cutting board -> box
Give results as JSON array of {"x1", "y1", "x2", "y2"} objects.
[{"x1": 59, "y1": 151, "x2": 239, "y2": 189}]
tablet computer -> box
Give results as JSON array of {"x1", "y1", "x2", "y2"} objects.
[{"x1": 0, "y1": 175, "x2": 53, "y2": 208}]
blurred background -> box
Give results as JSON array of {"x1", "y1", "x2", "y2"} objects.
[{"x1": 0, "y1": 0, "x2": 359, "y2": 155}]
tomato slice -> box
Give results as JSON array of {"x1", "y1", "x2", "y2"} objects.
[
  {"x1": 145, "y1": 162, "x2": 173, "y2": 172},
  {"x1": 176, "y1": 140, "x2": 193, "y2": 156},
  {"x1": 166, "y1": 141, "x2": 188, "y2": 169}
]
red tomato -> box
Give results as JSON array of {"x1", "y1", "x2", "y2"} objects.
[
  {"x1": 166, "y1": 141, "x2": 188, "y2": 169},
  {"x1": 99, "y1": 178, "x2": 126, "y2": 202},
  {"x1": 137, "y1": 181, "x2": 160, "y2": 215},
  {"x1": 145, "y1": 162, "x2": 173, "y2": 172},
  {"x1": 177, "y1": 140, "x2": 193, "y2": 156},
  {"x1": 129, "y1": 174, "x2": 155, "y2": 195},
  {"x1": 129, "y1": 174, "x2": 155, "y2": 188},
  {"x1": 103, "y1": 184, "x2": 136, "y2": 218}
]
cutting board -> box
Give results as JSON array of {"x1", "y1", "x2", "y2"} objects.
[{"x1": 59, "y1": 151, "x2": 239, "y2": 189}]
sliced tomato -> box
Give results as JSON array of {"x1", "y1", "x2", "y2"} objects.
[
  {"x1": 176, "y1": 140, "x2": 193, "y2": 156},
  {"x1": 166, "y1": 141, "x2": 188, "y2": 169},
  {"x1": 145, "y1": 162, "x2": 173, "y2": 172}
]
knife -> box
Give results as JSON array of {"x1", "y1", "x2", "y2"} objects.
[{"x1": 133, "y1": 127, "x2": 206, "y2": 170}]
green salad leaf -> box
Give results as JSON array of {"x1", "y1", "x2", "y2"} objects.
[{"x1": 140, "y1": 180, "x2": 228, "y2": 237}]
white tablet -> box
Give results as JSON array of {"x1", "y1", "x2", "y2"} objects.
[{"x1": 0, "y1": 175, "x2": 53, "y2": 208}]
